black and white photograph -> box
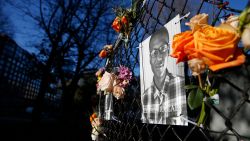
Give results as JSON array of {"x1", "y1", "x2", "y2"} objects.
[{"x1": 139, "y1": 15, "x2": 188, "y2": 125}]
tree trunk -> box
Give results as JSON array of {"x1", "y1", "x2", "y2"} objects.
[
  {"x1": 32, "y1": 44, "x2": 57, "y2": 124},
  {"x1": 61, "y1": 81, "x2": 78, "y2": 122},
  {"x1": 32, "y1": 69, "x2": 50, "y2": 124}
]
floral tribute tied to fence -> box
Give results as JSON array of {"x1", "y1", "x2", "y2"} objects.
[{"x1": 90, "y1": 0, "x2": 250, "y2": 141}]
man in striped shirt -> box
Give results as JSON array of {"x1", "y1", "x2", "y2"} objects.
[{"x1": 141, "y1": 27, "x2": 187, "y2": 125}]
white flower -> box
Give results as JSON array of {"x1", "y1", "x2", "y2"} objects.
[
  {"x1": 188, "y1": 58, "x2": 206, "y2": 76},
  {"x1": 242, "y1": 27, "x2": 250, "y2": 49},
  {"x1": 97, "y1": 71, "x2": 115, "y2": 93}
]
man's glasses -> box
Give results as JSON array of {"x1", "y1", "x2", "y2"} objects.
[{"x1": 150, "y1": 44, "x2": 169, "y2": 58}]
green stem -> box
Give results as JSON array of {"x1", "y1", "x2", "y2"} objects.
[
  {"x1": 197, "y1": 101, "x2": 206, "y2": 126},
  {"x1": 198, "y1": 74, "x2": 203, "y2": 89}
]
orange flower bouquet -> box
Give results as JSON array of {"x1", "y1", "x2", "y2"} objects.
[
  {"x1": 112, "y1": 16, "x2": 129, "y2": 34},
  {"x1": 171, "y1": 13, "x2": 246, "y2": 126},
  {"x1": 171, "y1": 13, "x2": 245, "y2": 72},
  {"x1": 90, "y1": 113, "x2": 103, "y2": 140},
  {"x1": 111, "y1": 0, "x2": 143, "y2": 47}
]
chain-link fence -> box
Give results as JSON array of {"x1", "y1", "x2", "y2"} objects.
[{"x1": 95, "y1": 0, "x2": 250, "y2": 141}]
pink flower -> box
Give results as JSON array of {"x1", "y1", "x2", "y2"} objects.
[
  {"x1": 97, "y1": 71, "x2": 115, "y2": 93},
  {"x1": 117, "y1": 65, "x2": 132, "y2": 88},
  {"x1": 118, "y1": 66, "x2": 132, "y2": 80}
]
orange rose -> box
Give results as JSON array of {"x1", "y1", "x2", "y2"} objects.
[
  {"x1": 171, "y1": 31, "x2": 194, "y2": 63},
  {"x1": 171, "y1": 25, "x2": 245, "y2": 71},
  {"x1": 112, "y1": 17, "x2": 122, "y2": 32},
  {"x1": 99, "y1": 49, "x2": 107, "y2": 58},
  {"x1": 193, "y1": 25, "x2": 245, "y2": 71}
]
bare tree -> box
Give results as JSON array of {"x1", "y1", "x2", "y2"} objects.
[{"x1": 8, "y1": 0, "x2": 118, "y2": 123}]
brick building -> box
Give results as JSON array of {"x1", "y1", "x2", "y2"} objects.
[{"x1": 0, "y1": 34, "x2": 42, "y2": 117}]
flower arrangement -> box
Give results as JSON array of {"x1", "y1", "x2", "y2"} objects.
[
  {"x1": 171, "y1": 13, "x2": 245, "y2": 72},
  {"x1": 90, "y1": 113, "x2": 103, "y2": 141},
  {"x1": 96, "y1": 66, "x2": 132, "y2": 99},
  {"x1": 111, "y1": 0, "x2": 143, "y2": 47},
  {"x1": 112, "y1": 15, "x2": 129, "y2": 34},
  {"x1": 112, "y1": 65, "x2": 132, "y2": 99},
  {"x1": 171, "y1": 13, "x2": 247, "y2": 126}
]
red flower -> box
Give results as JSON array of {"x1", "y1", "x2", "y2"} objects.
[
  {"x1": 99, "y1": 50, "x2": 107, "y2": 58},
  {"x1": 112, "y1": 17, "x2": 122, "y2": 32},
  {"x1": 121, "y1": 16, "x2": 128, "y2": 25}
]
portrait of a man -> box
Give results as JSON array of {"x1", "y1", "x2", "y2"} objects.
[{"x1": 139, "y1": 15, "x2": 187, "y2": 125}]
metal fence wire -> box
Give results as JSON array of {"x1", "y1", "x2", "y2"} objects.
[{"x1": 97, "y1": 0, "x2": 250, "y2": 141}]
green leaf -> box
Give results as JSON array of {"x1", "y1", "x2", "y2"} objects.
[
  {"x1": 184, "y1": 85, "x2": 198, "y2": 90},
  {"x1": 188, "y1": 87, "x2": 203, "y2": 110},
  {"x1": 132, "y1": 0, "x2": 141, "y2": 11}
]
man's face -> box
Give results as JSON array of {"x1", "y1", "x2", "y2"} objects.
[{"x1": 150, "y1": 37, "x2": 169, "y2": 78}]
